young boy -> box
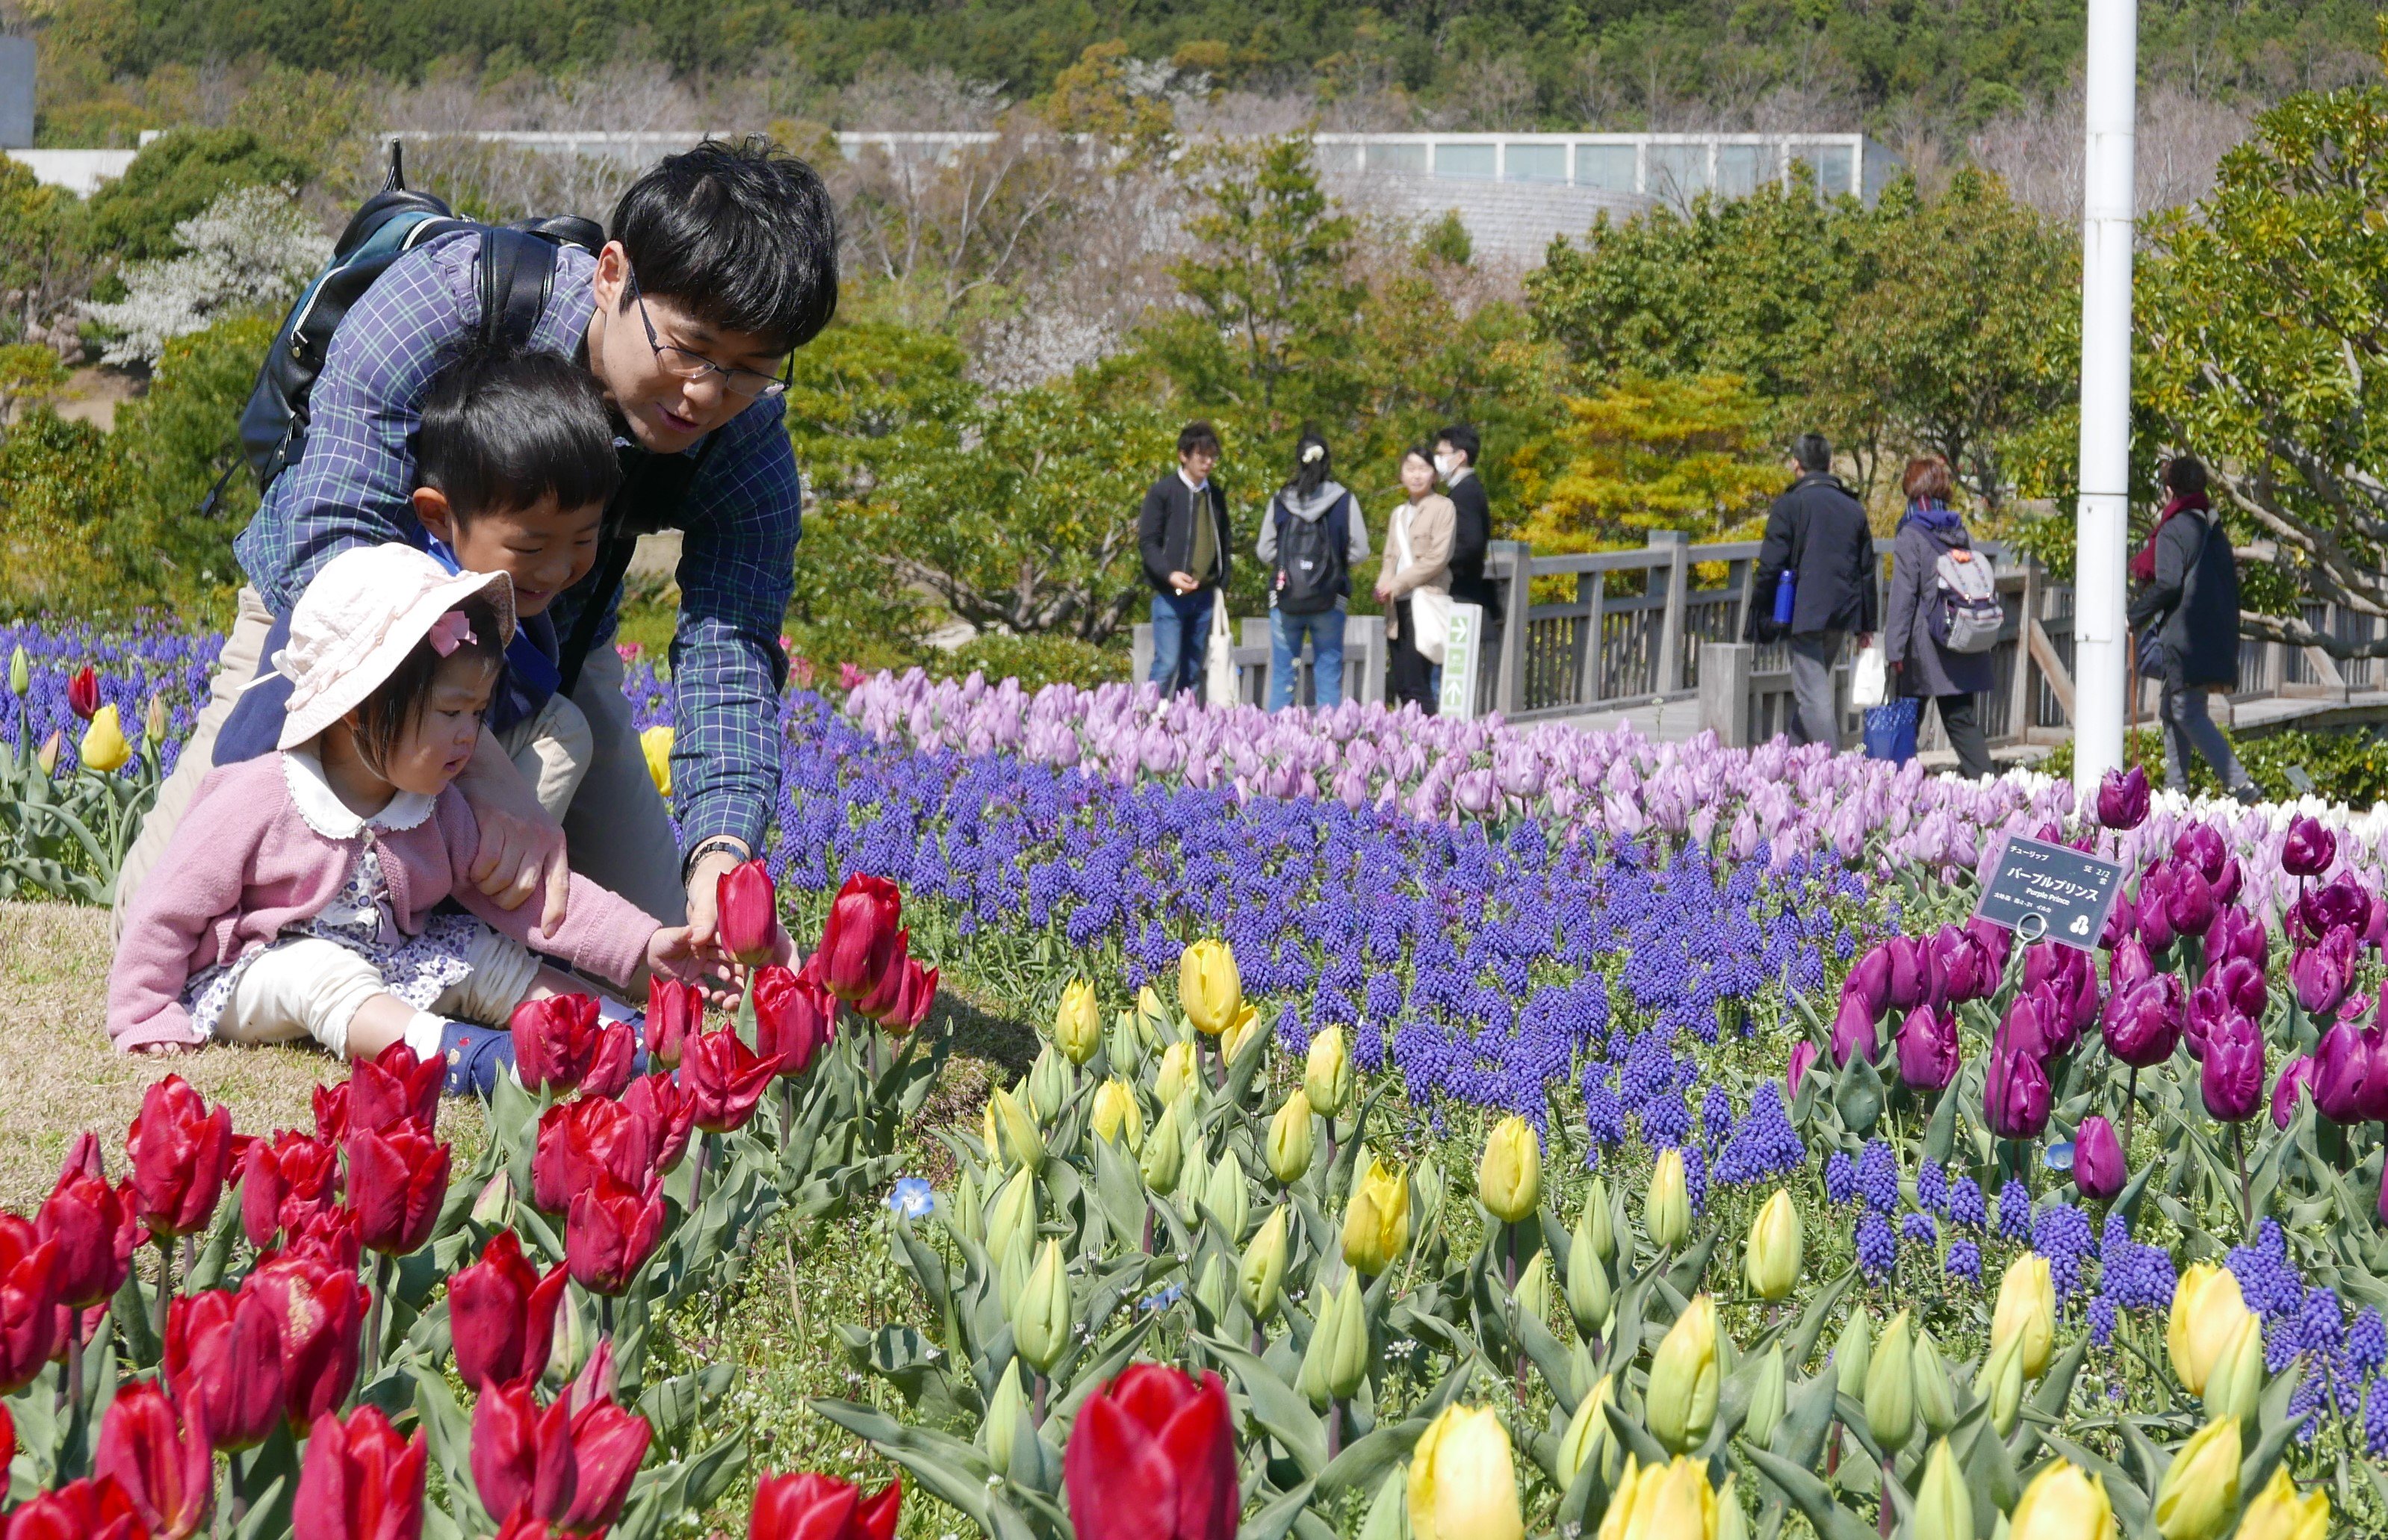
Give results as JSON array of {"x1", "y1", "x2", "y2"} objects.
[{"x1": 211, "y1": 347, "x2": 622, "y2": 817}]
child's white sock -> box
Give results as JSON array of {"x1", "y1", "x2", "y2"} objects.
[{"x1": 403, "y1": 1010, "x2": 451, "y2": 1061}]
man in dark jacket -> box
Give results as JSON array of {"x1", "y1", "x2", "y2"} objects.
[
  {"x1": 2127, "y1": 456, "x2": 2257, "y2": 801},
  {"x1": 1746, "y1": 432, "x2": 1877, "y2": 750},
  {"x1": 1139, "y1": 420, "x2": 1233, "y2": 695},
  {"x1": 1436, "y1": 424, "x2": 1501, "y2": 707}
]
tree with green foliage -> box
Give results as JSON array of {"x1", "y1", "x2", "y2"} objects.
[
  {"x1": 82, "y1": 128, "x2": 317, "y2": 264},
  {"x1": 0, "y1": 161, "x2": 93, "y2": 347},
  {"x1": 1526, "y1": 373, "x2": 1781, "y2": 554}
]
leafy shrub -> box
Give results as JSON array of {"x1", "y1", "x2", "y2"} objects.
[
  {"x1": 2043, "y1": 721, "x2": 2388, "y2": 807},
  {"x1": 924, "y1": 632, "x2": 1124, "y2": 692},
  {"x1": 81, "y1": 128, "x2": 317, "y2": 264}
]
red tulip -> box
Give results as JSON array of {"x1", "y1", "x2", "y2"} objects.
[
  {"x1": 1064, "y1": 1363, "x2": 1237, "y2": 1540},
  {"x1": 0, "y1": 1215, "x2": 63, "y2": 1394},
  {"x1": 292, "y1": 1405, "x2": 427, "y2": 1540},
  {"x1": 532, "y1": 1099, "x2": 654, "y2": 1216},
  {"x1": 512, "y1": 995, "x2": 603, "y2": 1095},
  {"x1": 816, "y1": 874, "x2": 903, "y2": 1003},
  {"x1": 878, "y1": 958, "x2": 937, "y2": 1036},
  {"x1": 2201, "y1": 1012, "x2": 2267, "y2": 1123},
  {"x1": 314, "y1": 1083, "x2": 351, "y2": 1144},
  {"x1": 0, "y1": 1400, "x2": 12, "y2": 1466},
  {"x1": 644, "y1": 978, "x2": 702, "y2": 1070},
  {"x1": 1784, "y1": 1040, "x2": 1819, "y2": 1098},
  {"x1": 683, "y1": 1026, "x2": 782, "y2": 1134},
  {"x1": 751, "y1": 1473, "x2": 903, "y2": 1540},
  {"x1": 564, "y1": 1174, "x2": 666, "y2": 1297},
  {"x1": 127, "y1": 1075, "x2": 234, "y2": 1238},
  {"x1": 66, "y1": 665, "x2": 99, "y2": 720},
  {"x1": 554, "y1": 1397, "x2": 648, "y2": 1530},
  {"x1": 247, "y1": 1253, "x2": 366, "y2": 1430},
  {"x1": 346, "y1": 1120, "x2": 450, "y2": 1257},
  {"x1": 621, "y1": 1073, "x2": 696, "y2": 1176},
  {"x1": 448, "y1": 1231, "x2": 567, "y2": 1393},
  {"x1": 240, "y1": 1131, "x2": 341, "y2": 1252},
  {"x1": 2071, "y1": 1116, "x2": 2126, "y2": 1200},
  {"x1": 2, "y1": 1475, "x2": 148, "y2": 1540},
  {"x1": 350, "y1": 1043, "x2": 441, "y2": 1137},
  {"x1": 38, "y1": 1133, "x2": 140, "y2": 1308},
  {"x1": 491, "y1": 1513, "x2": 574, "y2": 1540},
  {"x1": 94, "y1": 1379, "x2": 212, "y2": 1539},
  {"x1": 852, "y1": 928, "x2": 914, "y2": 1022},
  {"x1": 581, "y1": 1021, "x2": 639, "y2": 1101},
  {"x1": 166, "y1": 1289, "x2": 285, "y2": 1451},
  {"x1": 273, "y1": 1206, "x2": 363, "y2": 1273},
  {"x1": 716, "y1": 858, "x2": 781, "y2": 965},
  {"x1": 753, "y1": 966, "x2": 836, "y2": 1077},
  {"x1": 471, "y1": 1383, "x2": 578, "y2": 1530}
]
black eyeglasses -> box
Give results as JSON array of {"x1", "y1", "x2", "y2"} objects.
[{"x1": 625, "y1": 269, "x2": 791, "y2": 400}]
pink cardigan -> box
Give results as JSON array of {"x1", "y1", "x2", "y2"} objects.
[{"x1": 109, "y1": 753, "x2": 662, "y2": 1052}]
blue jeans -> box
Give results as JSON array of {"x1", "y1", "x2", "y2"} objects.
[
  {"x1": 1149, "y1": 589, "x2": 1214, "y2": 695},
  {"x1": 1268, "y1": 606, "x2": 1346, "y2": 710}
]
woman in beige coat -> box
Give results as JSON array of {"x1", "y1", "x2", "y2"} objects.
[{"x1": 1374, "y1": 447, "x2": 1455, "y2": 712}]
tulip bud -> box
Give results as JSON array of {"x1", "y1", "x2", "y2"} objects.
[
  {"x1": 1027, "y1": 1047, "x2": 1069, "y2": 1123},
  {"x1": 1914, "y1": 1437, "x2": 1973, "y2": 1540},
  {"x1": 1834, "y1": 1308, "x2": 1873, "y2": 1400},
  {"x1": 81, "y1": 704, "x2": 132, "y2": 773},
  {"x1": 1477, "y1": 1116, "x2": 1542, "y2": 1226},
  {"x1": 948, "y1": 1168, "x2": 984, "y2": 1243},
  {"x1": 1108, "y1": 1011, "x2": 1145, "y2": 1075},
  {"x1": 1512, "y1": 1249, "x2": 1551, "y2": 1326},
  {"x1": 471, "y1": 1168, "x2": 515, "y2": 1227},
  {"x1": 640, "y1": 723, "x2": 674, "y2": 797},
  {"x1": 1557, "y1": 1373, "x2": 1618, "y2": 1486},
  {"x1": 35, "y1": 730, "x2": 61, "y2": 775},
  {"x1": 713, "y1": 859, "x2": 778, "y2": 965},
  {"x1": 1140, "y1": 1099, "x2": 1185, "y2": 1196},
  {"x1": 1241, "y1": 1207, "x2": 1290, "y2": 1320},
  {"x1": 1598, "y1": 1454, "x2": 1716, "y2": 1540},
  {"x1": 1194, "y1": 1253, "x2": 1229, "y2": 1320},
  {"x1": 2168, "y1": 1263, "x2": 2254, "y2": 1396},
  {"x1": 1734, "y1": 1342, "x2": 1784, "y2": 1454},
  {"x1": 1643, "y1": 1148, "x2": 1690, "y2": 1251},
  {"x1": 1743, "y1": 1188, "x2": 1802, "y2": 1300},
  {"x1": 143, "y1": 692, "x2": 168, "y2": 747},
  {"x1": 1178, "y1": 939, "x2": 1241, "y2": 1037},
  {"x1": 1134, "y1": 984, "x2": 1170, "y2": 1043},
  {"x1": 5, "y1": 645, "x2": 25, "y2": 696},
  {"x1": 984, "y1": 1357, "x2": 1028, "y2": 1471},
  {"x1": 1011, "y1": 1238, "x2": 1071, "y2": 1373},
  {"x1": 1716, "y1": 1475, "x2": 1750, "y2": 1540},
  {"x1": 1203, "y1": 1149, "x2": 1249, "y2": 1240},
  {"x1": 1054, "y1": 980, "x2": 1101, "y2": 1065},
  {"x1": 1584, "y1": 1177, "x2": 1615, "y2": 1264},
  {"x1": 1304, "y1": 1025, "x2": 1353, "y2": 1117},
  {"x1": 1646, "y1": 1294, "x2": 1719, "y2": 1454},
  {"x1": 1407, "y1": 1406, "x2": 1525, "y2": 1540},
  {"x1": 551, "y1": 1288, "x2": 593, "y2": 1388},
  {"x1": 1342, "y1": 1158, "x2": 1412, "y2": 1276},
  {"x1": 2009, "y1": 1459, "x2": 2114, "y2": 1540},
  {"x1": 997, "y1": 1236, "x2": 1032, "y2": 1318},
  {"x1": 2153, "y1": 1418, "x2": 2239, "y2": 1540},
  {"x1": 2236, "y1": 1466, "x2": 2331, "y2": 1540},
  {"x1": 1977, "y1": 1331, "x2": 2026, "y2": 1437},
  {"x1": 1299, "y1": 1268, "x2": 1371, "y2": 1406},
  {"x1": 1221, "y1": 1004, "x2": 1262, "y2": 1067},
  {"x1": 1912, "y1": 1327, "x2": 1957, "y2": 1436},
  {"x1": 1566, "y1": 1216, "x2": 1612, "y2": 1338},
  {"x1": 984, "y1": 1165, "x2": 1038, "y2": 1272},
  {"x1": 1267, "y1": 1090, "x2": 1315, "y2": 1185},
  {"x1": 2201, "y1": 1311, "x2": 2264, "y2": 1427},
  {"x1": 989, "y1": 1087, "x2": 1046, "y2": 1171},
  {"x1": 1864, "y1": 1310, "x2": 1917, "y2": 1453},
  {"x1": 1091, "y1": 1078, "x2": 1144, "y2": 1153},
  {"x1": 1155, "y1": 1040, "x2": 1199, "y2": 1107},
  {"x1": 1413, "y1": 1154, "x2": 1446, "y2": 1236},
  {"x1": 1992, "y1": 1251, "x2": 2056, "y2": 1380}
]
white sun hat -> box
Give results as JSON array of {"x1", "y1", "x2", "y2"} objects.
[{"x1": 270, "y1": 543, "x2": 518, "y2": 750}]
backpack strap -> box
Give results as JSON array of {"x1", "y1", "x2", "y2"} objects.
[
  {"x1": 475, "y1": 227, "x2": 558, "y2": 351},
  {"x1": 556, "y1": 435, "x2": 723, "y2": 695}
]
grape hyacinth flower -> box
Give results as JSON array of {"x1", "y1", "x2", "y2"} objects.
[
  {"x1": 1950, "y1": 1177, "x2": 1986, "y2": 1230},
  {"x1": 1917, "y1": 1161, "x2": 1948, "y2": 1215},
  {"x1": 1825, "y1": 1151, "x2": 1857, "y2": 1205},
  {"x1": 1997, "y1": 1179, "x2": 2033, "y2": 1242},
  {"x1": 1855, "y1": 1213, "x2": 1897, "y2": 1281},
  {"x1": 1945, "y1": 1241, "x2": 1982, "y2": 1283},
  {"x1": 1856, "y1": 1141, "x2": 1901, "y2": 1214}
]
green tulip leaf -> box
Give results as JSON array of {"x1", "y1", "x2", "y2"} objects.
[
  {"x1": 1742, "y1": 1444, "x2": 1879, "y2": 1540},
  {"x1": 1359, "y1": 1465, "x2": 1412, "y2": 1540},
  {"x1": 1201, "y1": 1335, "x2": 1330, "y2": 1475},
  {"x1": 1920, "y1": 1076, "x2": 1961, "y2": 1170},
  {"x1": 1835, "y1": 1055, "x2": 1884, "y2": 1138},
  {"x1": 1241, "y1": 1477, "x2": 1320, "y2": 1540}
]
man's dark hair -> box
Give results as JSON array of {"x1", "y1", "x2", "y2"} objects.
[
  {"x1": 350, "y1": 592, "x2": 506, "y2": 778},
  {"x1": 418, "y1": 347, "x2": 623, "y2": 518},
  {"x1": 1793, "y1": 432, "x2": 1832, "y2": 474},
  {"x1": 610, "y1": 136, "x2": 840, "y2": 354},
  {"x1": 2164, "y1": 456, "x2": 2208, "y2": 497},
  {"x1": 1435, "y1": 423, "x2": 1480, "y2": 466},
  {"x1": 1178, "y1": 421, "x2": 1222, "y2": 459}
]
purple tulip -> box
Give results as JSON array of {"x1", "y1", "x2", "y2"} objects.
[
  {"x1": 2292, "y1": 928, "x2": 2360, "y2": 1016},
  {"x1": 2071, "y1": 1115, "x2": 2126, "y2": 1199},
  {"x1": 2100, "y1": 888, "x2": 2138, "y2": 951},
  {"x1": 2023, "y1": 943, "x2": 2099, "y2": 1036},
  {"x1": 1896, "y1": 1005, "x2": 1961, "y2": 1092},
  {"x1": 2201, "y1": 954, "x2": 2268, "y2": 1022},
  {"x1": 2291, "y1": 872, "x2": 2374, "y2": 947},
  {"x1": 2096, "y1": 766, "x2": 2150, "y2": 830},
  {"x1": 2200, "y1": 1012, "x2": 2266, "y2": 1123},
  {"x1": 2312, "y1": 1022, "x2": 2378, "y2": 1123},
  {"x1": 1786, "y1": 1040, "x2": 1820, "y2": 1099},
  {"x1": 2210, "y1": 857, "x2": 2243, "y2": 907},
  {"x1": 1831, "y1": 990, "x2": 1880, "y2": 1068},
  {"x1": 1843, "y1": 946, "x2": 1892, "y2": 1022},
  {"x1": 2165, "y1": 862, "x2": 2218, "y2": 940},
  {"x1": 2103, "y1": 974, "x2": 2185, "y2": 1069},
  {"x1": 1884, "y1": 937, "x2": 1930, "y2": 1013},
  {"x1": 2205, "y1": 905, "x2": 2268, "y2": 973},
  {"x1": 2174, "y1": 822, "x2": 2228, "y2": 883},
  {"x1": 1985, "y1": 1034, "x2": 2053, "y2": 1139},
  {"x1": 1927, "y1": 924, "x2": 1996, "y2": 1006},
  {"x1": 2283, "y1": 815, "x2": 2336, "y2": 878},
  {"x1": 2108, "y1": 935, "x2": 2156, "y2": 993},
  {"x1": 1964, "y1": 914, "x2": 2013, "y2": 975},
  {"x1": 2136, "y1": 866, "x2": 2177, "y2": 952},
  {"x1": 2272, "y1": 1056, "x2": 2318, "y2": 1128}
]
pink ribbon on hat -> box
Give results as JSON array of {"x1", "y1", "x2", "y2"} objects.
[{"x1": 426, "y1": 611, "x2": 477, "y2": 657}]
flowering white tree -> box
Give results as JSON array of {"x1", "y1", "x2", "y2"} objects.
[{"x1": 81, "y1": 187, "x2": 329, "y2": 367}]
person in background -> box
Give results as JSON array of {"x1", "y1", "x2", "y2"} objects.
[
  {"x1": 2129, "y1": 454, "x2": 2260, "y2": 802},
  {"x1": 1746, "y1": 432, "x2": 1876, "y2": 750},
  {"x1": 1436, "y1": 424, "x2": 1500, "y2": 705},
  {"x1": 1374, "y1": 446, "x2": 1453, "y2": 712},
  {"x1": 1138, "y1": 421, "x2": 1232, "y2": 696},
  {"x1": 1257, "y1": 433, "x2": 1369, "y2": 710},
  {"x1": 1882, "y1": 454, "x2": 1996, "y2": 780}
]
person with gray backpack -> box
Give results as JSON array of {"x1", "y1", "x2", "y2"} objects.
[
  {"x1": 1256, "y1": 433, "x2": 1370, "y2": 710},
  {"x1": 1882, "y1": 456, "x2": 1997, "y2": 779}
]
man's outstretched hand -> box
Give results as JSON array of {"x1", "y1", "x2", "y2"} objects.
[{"x1": 686, "y1": 846, "x2": 795, "y2": 984}]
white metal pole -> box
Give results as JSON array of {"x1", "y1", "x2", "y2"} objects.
[{"x1": 2073, "y1": 0, "x2": 2137, "y2": 798}]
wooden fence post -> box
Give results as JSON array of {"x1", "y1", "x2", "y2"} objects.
[{"x1": 1650, "y1": 530, "x2": 1689, "y2": 695}]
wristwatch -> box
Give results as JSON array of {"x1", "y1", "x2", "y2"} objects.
[{"x1": 683, "y1": 836, "x2": 751, "y2": 885}]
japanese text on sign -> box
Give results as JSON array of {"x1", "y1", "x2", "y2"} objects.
[{"x1": 1973, "y1": 835, "x2": 2127, "y2": 952}]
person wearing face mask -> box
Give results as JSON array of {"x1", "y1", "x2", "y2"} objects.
[
  {"x1": 1257, "y1": 433, "x2": 1371, "y2": 710},
  {"x1": 1434, "y1": 424, "x2": 1502, "y2": 706},
  {"x1": 115, "y1": 139, "x2": 836, "y2": 961}
]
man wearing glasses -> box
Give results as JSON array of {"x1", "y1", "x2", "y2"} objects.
[{"x1": 116, "y1": 138, "x2": 838, "y2": 954}]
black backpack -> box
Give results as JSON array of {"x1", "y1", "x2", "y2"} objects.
[
  {"x1": 1271, "y1": 493, "x2": 1353, "y2": 615},
  {"x1": 223, "y1": 141, "x2": 604, "y2": 501}
]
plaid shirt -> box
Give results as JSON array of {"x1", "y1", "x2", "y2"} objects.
[{"x1": 235, "y1": 229, "x2": 801, "y2": 860}]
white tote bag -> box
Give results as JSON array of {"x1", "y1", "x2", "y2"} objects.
[
  {"x1": 1203, "y1": 594, "x2": 1238, "y2": 707},
  {"x1": 1850, "y1": 640, "x2": 1889, "y2": 709},
  {"x1": 1394, "y1": 510, "x2": 1454, "y2": 665}
]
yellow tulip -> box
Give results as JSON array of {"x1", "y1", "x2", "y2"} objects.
[
  {"x1": 1992, "y1": 1251, "x2": 2056, "y2": 1380},
  {"x1": 1091, "y1": 1078, "x2": 1144, "y2": 1152},
  {"x1": 2007, "y1": 1460, "x2": 2113, "y2": 1540},
  {"x1": 1557, "y1": 1373, "x2": 1619, "y2": 1488},
  {"x1": 1644, "y1": 1148, "x2": 1690, "y2": 1250},
  {"x1": 1864, "y1": 1310, "x2": 1917, "y2": 1453},
  {"x1": 79, "y1": 704, "x2": 131, "y2": 774},
  {"x1": 2236, "y1": 1466, "x2": 2330, "y2": 1540},
  {"x1": 1134, "y1": 984, "x2": 1170, "y2": 1043},
  {"x1": 1011, "y1": 1238, "x2": 1071, "y2": 1373},
  {"x1": 1913, "y1": 1437, "x2": 1973, "y2": 1540},
  {"x1": 1240, "y1": 1207, "x2": 1290, "y2": 1320},
  {"x1": 1304, "y1": 1025, "x2": 1353, "y2": 1116},
  {"x1": 989, "y1": 1086, "x2": 1045, "y2": 1171},
  {"x1": 1743, "y1": 1189, "x2": 1801, "y2": 1300},
  {"x1": 1407, "y1": 1405, "x2": 1525, "y2": 1540},
  {"x1": 1266, "y1": 1090, "x2": 1315, "y2": 1185},
  {"x1": 1155, "y1": 1040, "x2": 1200, "y2": 1107},
  {"x1": 1646, "y1": 1294, "x2": 1719, "y2": 1455},
  {"x1": 1342, "y1": 1157, "x2": 1412, "y2": 1276},
  {"x1": 1053, "y1": 980, "x2": 1101, "y2": 1065},
  {"x1": 1477, "y1": 1115, "x2": 1543, "y2": 1225},
  {"x1": 2152, "y1": 1418, "x2": 2239, "y2": 1540},
  {"x1": 1179, "y1": 939, "x2": 1241, "y2": 1037},
  {"x1": 2201, "y1": 1311, "x2": 2263, "y2": 1426},
  {"x1": 1595, "y1": 1453, "x2": 1718, "y2": 1540},
  {"x1": 639, "y1": 724, "x2": 673, "y2": 796},
  {"x1": 1221, "y1": 1002, "x2": 1262, "y2": 1066},
  {"x1": 983, "y1": 1164, "x2": 1038, "y2": 1272},
  {"x1": 2168, "y1": 1263, "x2": 2254, "y2": 1397}
]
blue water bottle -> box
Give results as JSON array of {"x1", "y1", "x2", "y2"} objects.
[{"x1": 1771, "y1": 568, "x2": 1797, "y2": 627}]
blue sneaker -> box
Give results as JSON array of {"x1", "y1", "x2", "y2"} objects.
[{"x1": 440, "y1": 1021, "x2": 518, "y2": 1099}]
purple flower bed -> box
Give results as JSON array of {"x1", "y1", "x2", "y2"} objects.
[{"x1": 1, "y1": 620, "x2": 220, "y2": 777}]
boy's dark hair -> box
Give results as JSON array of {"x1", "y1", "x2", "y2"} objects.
[
  {"x1": 1793, "y1": 432, "x2": 1833, "y2": 474},
  {"x1": 611, "y1": 136, "x2": 840, "y2": 354},
  {"x1": 1287, "y1": 432, "x2": 1333, "y2": 499},
  {"x1": 1178, "y1": 420, "x2": 1222, "y2": 459},
  {"x1": 350, "y1": 592, "x2": 506, "y2": 778},
  {"x1": 2164, "y1": 456, "x2": 2208, "y2": 497},
  {"x1": 1435, "y1": 423, "x2": 1480, "y2": 466},
  {"x1": 418, "y1": 347, "x2": 622, "y2": 518}
]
